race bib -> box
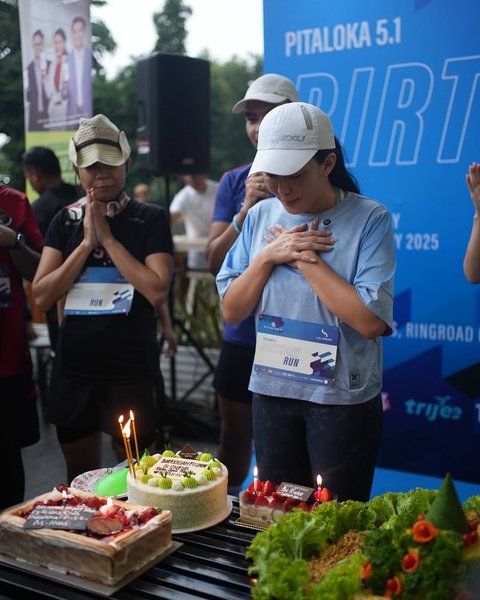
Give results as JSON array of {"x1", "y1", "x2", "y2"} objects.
[
  {"x1": 254, "y1": 314, "x2": 339, "y2": 386},
  {"x1": 64, "y1": 267, "x2": 134, "y2": 316}
]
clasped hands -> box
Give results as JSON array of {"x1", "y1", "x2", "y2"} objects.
[
  {"x1": 244, "y1": 174, "x2": 271, "y2": 210},
  {"x1": 263, "y1": 218, "x2": 336, "y2": 267},
  {"x1": 83, "y1": 188, "x2": 114, "y2": 249},
  {"x1": 467, "y1": 162, "x2": 480, "y2": 213}
]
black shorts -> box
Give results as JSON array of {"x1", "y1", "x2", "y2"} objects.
[
  {"x1": 48, "y1": 373, "x2": 159, "y2": 445},
  {"x1": 212, "y1": 340, "x2": 254, "y2": 404}
]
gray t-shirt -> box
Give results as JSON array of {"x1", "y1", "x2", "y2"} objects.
[{"x1": 216, "y1": 192, "x2": 395, "y2": 405}]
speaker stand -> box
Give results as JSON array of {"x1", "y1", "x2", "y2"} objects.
[{"x1": 162, "y1": 174, "x2": 215, "y2": 405}]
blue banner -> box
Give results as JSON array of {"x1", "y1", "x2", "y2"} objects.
[{"x1": 263, "y1": 0, "x2": 480, "y2": 483}]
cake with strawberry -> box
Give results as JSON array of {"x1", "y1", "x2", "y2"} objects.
[
  {"x1": 0, "y1": 485, "x2": 173, "y2": 586},
  {"x1": 239, "y1": 478, "x2": 335, "y2": 529},
  {"x1": 127, "y1": 444, "x2": 230, "y2": 532}
]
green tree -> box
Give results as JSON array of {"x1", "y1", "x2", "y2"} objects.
[
  {"x1": 153, "y1": 0, "x2": 191, "y2": 55},
  {"x1": 209, "y1": 54, "x2": 263, "y2": 180}
]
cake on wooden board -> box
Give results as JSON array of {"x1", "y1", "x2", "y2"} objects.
[{"x1": 0, "y1": 485, "x2": 173, "y2": 586}]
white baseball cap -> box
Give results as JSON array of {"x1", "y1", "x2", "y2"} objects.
[
  {"x1": 68, "y1": 114, "x2": 131, "y2": 168},
  {"x1": 232, "y1": 73, "x2": 299, "y2": 114},
  {"x1": 249, "y1": 102, "x2": 336, "y2": 176}
]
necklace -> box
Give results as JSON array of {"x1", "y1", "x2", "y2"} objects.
[{"x1": 335, "y1": 188, "x2": 345, "y2": 205}]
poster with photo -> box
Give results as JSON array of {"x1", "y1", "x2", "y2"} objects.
[{"x1": 18, "y1": 0, "x2": 92, "y2": 133}]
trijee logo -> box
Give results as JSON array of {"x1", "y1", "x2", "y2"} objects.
[{"x1": 404, "y1": 395, "x2": 462, "y2": 422}]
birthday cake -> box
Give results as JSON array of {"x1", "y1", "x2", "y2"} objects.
[
  {"x1": 239, "y1": 478, "x2": 335, "y2": 529},
  {"x1": 127, "y1": 445, "x2": 229, "y2": 532},
  {"x1": 0, "y1": 485, "x2": 173, "y2": 586},
  {"x1": 247, "y1": 474, "x2": 480, "y2": 599}
]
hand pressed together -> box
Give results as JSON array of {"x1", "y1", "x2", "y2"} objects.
[
  {"x1": 84, "y1": 188, "x2": 114, "y2": 248},
  {"x1": 467, "y1": 162, "x2": 480, "y2": 214}
]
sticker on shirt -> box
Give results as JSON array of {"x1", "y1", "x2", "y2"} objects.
[
  {"x1": 0, "y1": 264, "x2": 11, "y2": 308},
  {"x1": 254, "y1": 314, "x2": 339, "y2": 386},
  {"x1": 64, "y1": 267, "x2": 134, "y2": 316}
]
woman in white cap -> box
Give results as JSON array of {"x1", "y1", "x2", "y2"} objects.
[
  {"x1": 216, "y1": 102, "x2": 395, "y2": 502},
  {"x1": 206, "y1": 74, "x2": 298, "y2": 494},
  {"x1": 33, "y1": 115, "x2": 174, "y2": 483}
]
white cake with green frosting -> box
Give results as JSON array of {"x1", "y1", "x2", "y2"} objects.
[{"x1": 127, "y1": 446, "x2": 229, "y2": 531}]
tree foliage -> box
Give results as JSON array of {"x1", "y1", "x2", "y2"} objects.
[{"x1": 153, "y1": 0, "x2": 191, "y2": 55}]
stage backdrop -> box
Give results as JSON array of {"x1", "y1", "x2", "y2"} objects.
[
  {"x1": 263, "y1": 0, "x2": 480, "y2": 483},
  {"x1": 18, "y1": 0, "x2": 92, "y2": 195}
]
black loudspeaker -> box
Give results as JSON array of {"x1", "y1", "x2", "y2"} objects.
[{"x1": 136, "y1": 53, "x2": 210, "y2": 175}]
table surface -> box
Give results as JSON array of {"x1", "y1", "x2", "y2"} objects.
[
  {"x1": 173, "y1": 235, "x2": 208, "y2": 253},
  {"x1": 0, "y1": 498, "x2": 255, "y2": 600}
]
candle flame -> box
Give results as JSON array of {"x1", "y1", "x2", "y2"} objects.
[
  {"x1": 118, "y1": 414, "x2": 124, "y2": 425},
  {"x1": 129, "y1": 409, "x2": 135, "y2": 422},
  {"x1": 253, "y1": 466, "x2": 258, "y2": 478},
  {"x1": 317, "y1": 474, "x2": 322, "y2": 487},
  {"x1": 123, "y1": 418, "x2": 131, "y2": 438}
]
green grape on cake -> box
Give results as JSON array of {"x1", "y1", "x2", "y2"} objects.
[
  {"x1": 198, "y1": 451, "x2": 214, "y2": 462},
  {"x1": 158, "y1": 474, "x2": 173, "y2": 489},
  {"x1": 182, "y1": 475, "x2": 199, "y2": 488},
  {"x1": 203, "y1": 469, "x2": 217, "y2": 481},
  {"x1": 142, "y1": 455, "x2": 157, "y2": 468},
  {"x1": 161, "y1": 443, "x2": 176, "y2": 458}
]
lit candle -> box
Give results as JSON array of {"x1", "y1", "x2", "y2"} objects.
[
  {"x1": 253, "y1": 466, "x2": 258, "y2": 494},
  {"x1": 129, "y1": 410, "x2": 140, "y2": 465},
  {"x1": 122, "y1": 419, "x2": 135, "y2": 477},
  {"x1": 316, "y1": 474, "x2": 322, "y2": 500},
  {"x1": 118, "y1": 414, "x2": 125, "y2": 443},
  {"x1": 118, "y1": 415, "x2": 130, "y2": 466}
]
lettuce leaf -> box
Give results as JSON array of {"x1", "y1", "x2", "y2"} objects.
[
  {"x1": 247, "y1": 487, "x2": 474, "y2": 600},
  {"x1": 463, "y1": 494, "x2": 480, "y2": 515},
  {"x1": 305, "y1": 553, "x2": 364, "y2": 600}
]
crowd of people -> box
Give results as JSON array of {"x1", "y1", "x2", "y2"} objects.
[{"x1": 1, "y1": 71, "x2": 477, "y2": 510}]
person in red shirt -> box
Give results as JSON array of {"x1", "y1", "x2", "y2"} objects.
[{"x1": 0, "y1": 185, "x2": 43, "y2": 508}]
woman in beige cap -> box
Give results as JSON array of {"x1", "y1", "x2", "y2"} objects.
[{"x1": 33, "y1": 115, "x2": 174, "y2": 483}]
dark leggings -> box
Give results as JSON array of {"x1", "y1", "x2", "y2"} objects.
[
  {"x1": 252, "y1": 393, "x2": 383, "y2": 502},
  {"x1": 2, "y1": 448, "x2": 25, "y2": 509}
]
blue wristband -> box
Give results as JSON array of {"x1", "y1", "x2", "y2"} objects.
[{"x1": 232, "y1": 213, "x2": 242, "y2": 234}]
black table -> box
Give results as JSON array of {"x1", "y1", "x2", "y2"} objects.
[{"x1": 0, "y1": 499, "x2": 255, "y2": 599}]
